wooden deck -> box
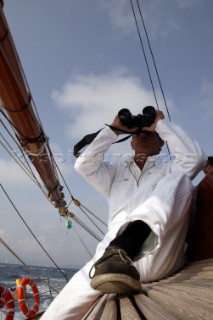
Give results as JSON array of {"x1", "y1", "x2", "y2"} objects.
[{"x1": 83, "y1": 258, "x2": 213, "y2": 320}]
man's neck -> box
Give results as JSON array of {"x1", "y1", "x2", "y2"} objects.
[{"x1": 134, "y1": 153, "x2": 148, "y2": 170}]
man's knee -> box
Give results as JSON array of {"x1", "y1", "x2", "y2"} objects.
[{"x1": 157, "y1": 172, "x2": 193, "y2": 198}]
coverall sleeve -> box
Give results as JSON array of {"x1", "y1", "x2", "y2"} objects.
[
  {"x1": 156, "y1": 119, "x2": 207, "y2": 179},
  {"x1": 74, "y1": 126, "x2": 118, "y2": 198}
]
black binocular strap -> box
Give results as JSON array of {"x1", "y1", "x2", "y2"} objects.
[{"x1": 73, "y1": 125, "x2": 134, "y2": 157}]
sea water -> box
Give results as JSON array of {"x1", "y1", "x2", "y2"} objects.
[{"x1": 0, "y1": 263, "x2": 78, "y2": 319}]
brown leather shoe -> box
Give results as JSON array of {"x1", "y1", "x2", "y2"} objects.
[{"x1": 89, "y1": 247, "x2": 141, "y2": 294}]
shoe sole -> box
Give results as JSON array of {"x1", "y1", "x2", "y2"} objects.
[{"x1": 90, "y1": 273, "x2": 142, "y2": 294}]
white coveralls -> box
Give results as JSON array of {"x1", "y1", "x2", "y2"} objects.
[{"x1": 41, "y1": 119, "x2": 206, "y2": 320}]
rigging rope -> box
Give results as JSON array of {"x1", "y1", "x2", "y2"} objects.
[
  {"x1": 130, "y1": 0, "x2": 159, "y2": 109},
  {"x1": 72, "y1": 215, "x2": 102, "y2": 242},
  {"x1": 0, "y1": 136, "x2": 38, "y2": 185},
  {"x1": 0, "y1": 183, "x2": 69, "y2": 282},
  {"x1": 0, "y1": 119, "x2": 53, "y2": 200},
  {"x1": 73, "y1": 199, "x2": 107, "y2": 227},
  {"x1": 0, "y1": 116, "x2": 106, "y2": 242},
  {"x1": 0, "y1": 237, "x2": 61, "y2": 295},
  {"x1": 130, "y1": 0, "x2": 171, "y2": 154},
  {"x1": 0, "y1": 21, "x2": 107, "y2": 241},
  {"x1": 71, "y1": 198, "x2": 106, "y2": 235},
  {"x1": 1, "y1": 2, "x2": 177, "y2": 287},
  {"x1": 72, "y1": 224, "x2": 93, "y2": 258},
  {"x1": 1, "y1": 105, "x2": 106, "y2": 233},
  {"x1": 48, "y1": 147, "x2": 107, "y2": 230},
  {"x1": 0, "y1": 0, "x2": 175, "y2": 264},
  {"x1": 135, "y1": 0, "x2": 171, "y2": 121}
]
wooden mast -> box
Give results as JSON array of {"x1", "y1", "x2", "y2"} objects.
[{"x1": 0, "y1": 1, "x2": 67, "y2": 211}]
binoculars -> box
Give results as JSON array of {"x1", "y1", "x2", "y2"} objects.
[{"x1": 118, "y1": 106, "x2": 156, "y2": 130}]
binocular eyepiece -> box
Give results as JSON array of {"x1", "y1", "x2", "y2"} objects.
[{"x1": 118, "y1": 106, "x2": 156, "y2": 130}]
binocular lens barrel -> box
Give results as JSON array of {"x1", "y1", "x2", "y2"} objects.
[{"x1": 118, "y1": 106, "x2": 156, "y2": 129}]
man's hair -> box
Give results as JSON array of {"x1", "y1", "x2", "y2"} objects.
[{"x1": 207, "y1": 156, "x2": 213, "y2": 166}]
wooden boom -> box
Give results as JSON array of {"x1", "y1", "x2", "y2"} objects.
[{"x1": 0, "y1": 1, "x2": 67, "y2": 210}]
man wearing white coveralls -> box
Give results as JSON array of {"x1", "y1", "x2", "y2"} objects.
[{"x1": 41, "y1": 109, "x2": 206, "y2": 320}]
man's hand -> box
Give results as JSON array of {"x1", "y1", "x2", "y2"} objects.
[
  {"x1": 110, "y1": 115, "x2": 139, "y2": 135},
  {"x1": 143, "y1": 110, "x2": 165, "y2": 132}
]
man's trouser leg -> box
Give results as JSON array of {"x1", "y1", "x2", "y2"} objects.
[
  {"x1": 91, "y1": 172, "x2": 193, "y2": 287},
  {"x1": 41, "y1": 172, "x2": 193, "y2": 318},
  {"x1": 109, "y1": 220, "x2": 151, "y2": 259},
  {"x1": 130, "y1": 172, "x2": 193, "y2": 282},
  {"x1": 40, "y1": 258, "x2": 103, "y2": 320}
]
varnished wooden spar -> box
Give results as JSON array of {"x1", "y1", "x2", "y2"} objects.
[{"x1": 0, "y1": 1, "x2": 66, "y2": 209}]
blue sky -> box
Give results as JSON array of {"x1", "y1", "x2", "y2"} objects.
[{"x1": 0, "y1": 0, "x2": 212, "y2": 268}]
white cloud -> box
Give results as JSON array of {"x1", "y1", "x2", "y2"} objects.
[
  {"x1": 98, "y1": 0, "x2": 134, "y2": 35},
  {"x1": 99, "y1": 0, "x2": 202, "y2": 39},
  {"x1": 140, "y1": 1, "x2": 181, "y2": 38},
  {"x1": 52, "y1": 67, "x2": 174, "y2": 139},
  {"x1": 0, "y1": 159, "x2": 32, "y2": 186},
  {"x1": 98, "y1": 0, "x2": 181, "y2": 38}
]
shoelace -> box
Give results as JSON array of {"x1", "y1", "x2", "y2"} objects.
[{"x1": 89, "y1": 248, "x2": 132, "y2": 279}]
